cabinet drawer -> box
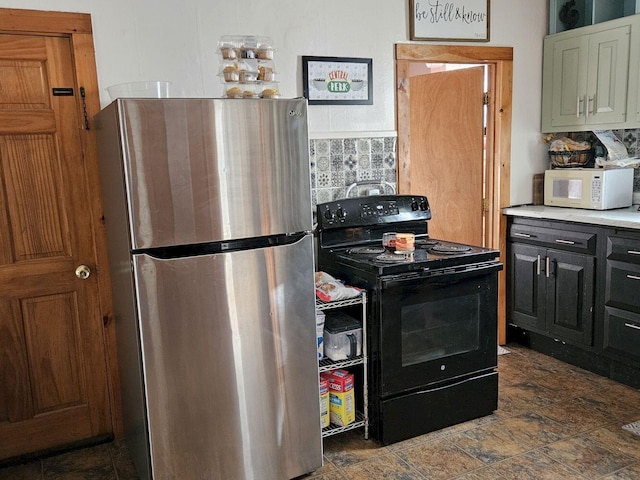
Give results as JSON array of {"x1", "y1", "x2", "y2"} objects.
[
  {"x1": 509, "y1": 224, "x2": 596, "y2": 254},
  {"x1": 605, "y1": 261, "x2": 640, "y2": 312},
  {"x1": 606, "y1": 234, "x2": 640, "y2": 265},
  {"x1": 603, "y1": 308, "x2": 640, "y2": 361}
]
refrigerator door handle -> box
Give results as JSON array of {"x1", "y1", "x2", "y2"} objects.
[{"x1": 136, "y1": 232, "x2": 309, "y2": 259}]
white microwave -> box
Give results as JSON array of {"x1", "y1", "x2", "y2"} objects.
[{"x1": 544, "y1": 168, "x2": 633, "y2": 210}]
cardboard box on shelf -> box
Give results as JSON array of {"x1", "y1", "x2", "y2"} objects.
[
  {"x1": 326, "y1": 369, "x2": 355, "y2": 426},
  {"x1": 319, "y1": 376, "x2": 330, "y2": 428}
]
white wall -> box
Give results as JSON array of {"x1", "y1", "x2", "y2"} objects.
[{"x1": 0, "y1": 0, "x2": 548, "y2": 205}]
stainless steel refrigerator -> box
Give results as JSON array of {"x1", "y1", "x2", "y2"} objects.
[{"x1": 95, "y1": 98, "x2": 322, "y2": 480}]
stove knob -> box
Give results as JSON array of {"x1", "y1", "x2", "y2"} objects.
[
  {"x1": 324, "y1": 209, "x2": 334, "y2": 220},
  {"x1": 336, "y1": 207, "x2": 346, "y2": 219},
  {"x1": 419, "y1": 200, "x2": 429, "y2": 211},
  {"x1": 411, "y1": 200, "x2": 419, "y2": 211}
]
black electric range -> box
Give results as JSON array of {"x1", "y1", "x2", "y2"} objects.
[{"x1": 316, "y1": 194, "x2": 502, "y2": 445}]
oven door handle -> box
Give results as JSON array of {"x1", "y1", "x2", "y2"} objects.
[{"x1": 381, "y1": 262, "x2": 502, "y2": 288}]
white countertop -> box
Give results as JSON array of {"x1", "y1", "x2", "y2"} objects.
[{"x1": 502, "y1": 204, "x2": 640, "y2": 230}]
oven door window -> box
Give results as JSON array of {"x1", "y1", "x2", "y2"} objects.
[
  {"x1": 379, "y1": 266, "x2": 499, "y2": 396},
  {"x1": 402, "y1": 292, "x2": 479, "y2": 366}
]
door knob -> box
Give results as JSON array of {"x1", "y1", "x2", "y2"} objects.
[{"x1": 75, "y1": 265, "x2": 91, "y2": 279}]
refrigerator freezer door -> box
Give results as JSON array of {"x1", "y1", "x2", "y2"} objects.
[
  {"x1": 133, "y1": 234, "x2": 322, "y2": 479},
  {"x1": 96, "y1": 98, "x2": 312, "y2": 250}
]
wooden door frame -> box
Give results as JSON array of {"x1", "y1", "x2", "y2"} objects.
[
  {"x1": 0, "y1": 8, "x2": 122, "y2": 436},
  {"x1": 395, "y1": 44, "x2": 513, "y2": 344}
]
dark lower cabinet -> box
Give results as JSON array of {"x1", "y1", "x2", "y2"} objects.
[
  {"x1": 506, "y1": 216, "x2": 640, "y2": 390},
  {"x1": 602, "y1": 230, "x2": 640, "y2": 363},
  {"x1": 508, "y1": 243, "x2": 545, "y2": 331},
  {"x1": 547, "y1": 249, "x2": 595, "y2": 344},
  {"x1": 603, "y1": 307, "x2": 640, "y2": 362},
  {"x1": 508, "y1": 224, "x2": 595, "y2": 346}
]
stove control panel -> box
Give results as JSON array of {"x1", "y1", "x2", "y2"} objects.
[{"x1": 317, "y1": 195, "x2": 431, "y2": 229}]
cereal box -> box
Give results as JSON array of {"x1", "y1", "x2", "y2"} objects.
[
  {"x1": 326, "y1": 369, "x2": 355, "y2": 426},
  {"x1": 319, "y1": 376, "x2": 330, "y2": 428}
]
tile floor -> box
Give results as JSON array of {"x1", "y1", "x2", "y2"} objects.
[{"x1": 2, "y1": 343, "x2": 639, "y2": 480}]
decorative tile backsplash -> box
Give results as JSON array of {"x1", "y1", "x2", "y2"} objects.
[
  {"x1": 618, "y1": 128, "x2": 640, "y2": 192},
  {"x1": 309, "y1": 136, "x2": 397, "y2": 206},
  {"x1": 573, "y1": 128, "x2": 640, "y2": 192},
  {"x1": 308, "y1": 128, "x2": 640, "y2": 209}
]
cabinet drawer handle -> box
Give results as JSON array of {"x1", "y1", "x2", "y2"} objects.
[
  {"x1": 624, "y1": 323, "x2": 640, "y2": 331},
  {"x1": 628, "y1": 250, "x2": 640, "y2": 256},
  {"x1": 546, "y1": 256, "x2": 550, "y2": 278},
  {"x1": 627, "y1": 274, "x2": 640, "y2": 281},
  {"x1": 576, "y1": 96, "x2": 583, "y2": 117},
  {"x1": 513, "y1": 232, "x2": 532, "y2": 238},
  {"x1": 555, "y1": 239, "x2": 576, "y2": 245},
  {"x1": 537, "y1": 255, "x2": 541, "y2": 276}
]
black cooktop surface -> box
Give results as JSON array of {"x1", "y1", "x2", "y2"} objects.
[
  {"x1": 322, "y1": 238, "x2": 500, "y2": 276},
  {"x1": 316, "y1": 195, "x2": 500, "y2": 276}
]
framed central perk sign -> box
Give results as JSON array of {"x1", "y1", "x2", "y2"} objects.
[
  {"x1": 302, "y1": 56, "x2": 373, "y2": 105},
  {"x1": 410, "y1": 0, "x2": 490, "y2": 42}
]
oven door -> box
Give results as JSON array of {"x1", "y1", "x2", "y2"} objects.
[{"x1": 378, "y1": 262, "x2": 501, "y2": 397}]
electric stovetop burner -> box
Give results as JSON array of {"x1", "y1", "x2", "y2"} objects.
[
  {"x1": 375, "y1": 252, "x2": 415, "y2": 263},
  {"x1": 428, "y1": 244, "x2": 472, "y2": 254},
  {"x1": 414, "y1": 238, "x2": 439, "y2": 247},
  {"x1": 348, "y1": 246, "x2": 386, "y2": 255}
]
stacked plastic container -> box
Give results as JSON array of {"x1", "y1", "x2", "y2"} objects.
[{"x1": 217, "y1": 35, "x2": 279, "y2": 99}]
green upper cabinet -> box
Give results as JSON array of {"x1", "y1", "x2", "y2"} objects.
[{"x1": 542, "y1": 14, "x2": 640, "y2": 132}]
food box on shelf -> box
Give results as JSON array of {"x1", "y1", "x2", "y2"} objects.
[
  {"x1": 325, "y1": 369, "x2": 355, "y2": 426},
  {"x1": 319, "y1": 376, "x2": 330, "y2": 428},
  {"x1": 316, "y1": 310, "x2": 325, "y2": 360}
]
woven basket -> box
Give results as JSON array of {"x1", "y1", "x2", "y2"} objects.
[{"x1": 549, "y1": 148, "x2": 593, "y2": 168}]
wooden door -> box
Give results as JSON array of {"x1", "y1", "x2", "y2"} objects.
[
  {"x1": 395, "y1": 44, "x2": 514, "y2": 345},
  {"x1": 408, "y1": 67, "x2": 485, "y2": 246},
  {"x1": 0, "y1": 32, "x2": 111, "y2": 459}
]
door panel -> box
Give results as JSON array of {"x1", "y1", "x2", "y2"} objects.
[
  {"x1": 132, "y1": 236, "x2": 321, "y2": 480},
  {"x1": 379, "y1": 265, "x2": 499, "y2": 396},
  {"x1": 408, "y1": 67, "x2": 484, "y2": 246},
  {"x1": 508, "y1": 243, "x2": 545, "y2": 331},
  {"x1": 547, "y1": 250, "x2": 594, "y2": 345},
  {"x1": 2, "y1": 135, "x2": 69, "y2": 260},
  {"x1": 0, "y1": 33, "x2": 110, "y2": 459},
  {"x1": 550, "y1": 35, "x2": 588, "y2": 127},
  {"x1": 588, "y1": 26, "x2": 630, "y2": 124},
  {"x1": 97, "y1": 98, "x2": 312, "y2": 250}
]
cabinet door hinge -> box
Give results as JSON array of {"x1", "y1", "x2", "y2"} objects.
[
  {"x1": 483, "y1": 92, "x2": 490, "y2": 105},
  {"x1": 482, "y1": 198, "x2": 489, "y2": 212}
]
